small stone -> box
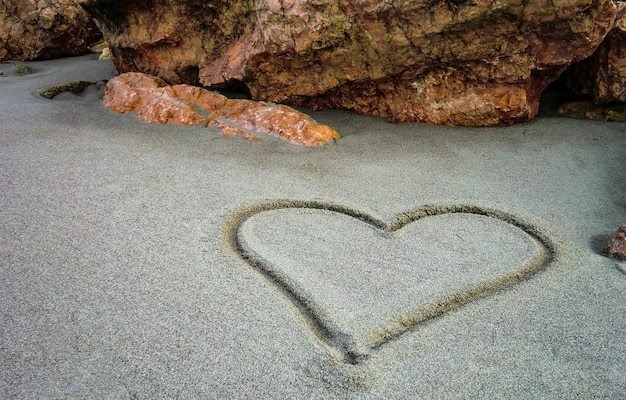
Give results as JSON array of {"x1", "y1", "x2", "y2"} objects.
[
  {"x1": 603, "y1": 223, "x2": 626, "y2": 261},
  {"x1": 89, "y1": 39, "x2": 108, "y2": 53},
  {"x1": 98, "y1": 48, "x2": 110, "y2": 60},
  {"x1": 13, "y1": 64, "x2": 34, "y2": 74},
  {"x1": 90, "y1": 39, "x2": 110, "y2": 60},
  {"x1": 557, "y1": 100, "x2": 597, "y2": 114}
]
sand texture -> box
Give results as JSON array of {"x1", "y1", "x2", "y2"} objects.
[{"x1": 1, "y1": 55, "x2": 625, "y2": 398}]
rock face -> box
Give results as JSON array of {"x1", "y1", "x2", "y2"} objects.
[
  {"x1": 80, "y1": 0, "x2": 616, "y2": 126},
  {"x1": 604, "y1": 223, "x2": 626, "y2": 261},
  {"x1": 568, "y1": 1, "x2": 626, "y2": 104},
  {"x1": 103, "y1": 72, "x2": 340, "y2": 146},
  {"x1": 0, "y1": 0, "x2": 99, "y2": 61}
]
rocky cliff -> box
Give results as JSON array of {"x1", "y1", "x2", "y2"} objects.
[{"x1": 79, "y1": 0, "x2": 617, "y2": 126}]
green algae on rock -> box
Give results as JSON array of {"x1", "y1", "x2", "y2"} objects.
[
  {"x1": 80, "y1": 0, "x2": 616, "y2": 127},
  {"x1": 13, "y1": 64, "x2": 35, "y2": 75},
  {"x1": 40, "y1": 80, "x2": 99, "y2": 99},
  {"x1": 0, "y1": 0, "x2": 99, "y2": 62}
]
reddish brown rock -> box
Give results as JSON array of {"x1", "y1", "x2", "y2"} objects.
[
  {"x1": 568, "y1": 2, "x2": 626, "y2": 104},
  {"x1": 103, "y1": 72, "x2": 339, "y2": 146},
  {"x1": 0, "y1": 0, "x2": 99, "y2": 61},
  {"x1": 603, "y1": 223, "x2": 626, "y2": 261},
  {"x1": 81, "y1": 0, "x2": 616, "y2": 126}
]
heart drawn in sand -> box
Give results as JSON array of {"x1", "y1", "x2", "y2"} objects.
[{"x1": 225, "y1": 201, "x2": 555, "y2": 364}]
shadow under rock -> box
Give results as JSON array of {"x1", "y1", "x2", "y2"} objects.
[
  {"x1": 590, "y1": 234, "x2": 626, "y2": 276},
  {"x1": 590, "y1": 233, "x2": 613, "y2": 257}
]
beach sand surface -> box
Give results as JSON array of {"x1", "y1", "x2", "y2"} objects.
[{"x1": 1, "y1": 55, "x2": 625, "y2": 398}]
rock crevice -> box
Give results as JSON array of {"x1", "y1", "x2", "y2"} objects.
[{"x1": 103, "y1": 72, "x2": 340, "y2": 146}]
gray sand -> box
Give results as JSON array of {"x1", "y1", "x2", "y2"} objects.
[{"x1": 1, "y1": 55, "x2": 625, "y2": 398}]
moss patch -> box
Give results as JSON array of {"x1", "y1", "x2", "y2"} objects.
[{"x1": 40, "y1": 81, "x2": 99, "y2": 99}]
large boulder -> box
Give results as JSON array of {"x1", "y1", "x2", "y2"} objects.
[
  {"x1": 0, "y1": 0, "x2": 99, "y2": 61},
  {"x1": 568, "y1": 1, "x2": 626, "y2": 104},
  {"x1": 102, "y1": 72, "x2": 340, "y2": 146},
  {"x1": 80, "y1": 0, "x2": 616, "y2": 126}
]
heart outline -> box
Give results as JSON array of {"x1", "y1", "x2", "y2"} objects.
[{"x1": 223, "y1": 200, "x2": 556, "y2": 364}]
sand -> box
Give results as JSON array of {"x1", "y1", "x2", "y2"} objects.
[{"x1": 1, "y1": 55, "x2": 625, "y2": 398}]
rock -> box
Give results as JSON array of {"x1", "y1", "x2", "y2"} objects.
[
  {"x1": 98, "y1": 47, "x2": 110, "y2": 60},
  {"x1": 39, "y1": 80, "x2": 99, "y2": 99},
  {"x1": 0, "y1": 0, "x2": 99, "y2": 62},
  {"x1": 557, "y1": 100, "x2": 626, "y2": 121},
  {"x1": 12, "y1": 64, "x2": 35, "y2": 75},
  {"x1": 603, "y1": 223, "x2": 626, "y2": 261},
  {"x1": 88, "y1": 39, "x2": 110, "y2": 60},
  {"x1": 103, "y1": 72, "x2": 340, "y2": 146},
  {"x1": 80, "y1": 0, "x2": 616, "y2": 126},
  {"x1": 568, "y1": 2, "x2": 626, "y2": 104}
]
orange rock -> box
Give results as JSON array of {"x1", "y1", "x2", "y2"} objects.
[
  {"x1": 214, "y1": 101, "x2": 340, "y2": 146},
  {"x1": 103, "y1": 72, "x2": 339, "y2": 146},
  {"x1": 81, "y1": 0, "x2": 616, "y2": 126}
]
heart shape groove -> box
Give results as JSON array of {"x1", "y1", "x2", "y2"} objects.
[{"x1": 224, "y1": 201, "x2": 555, "y2": 364}]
